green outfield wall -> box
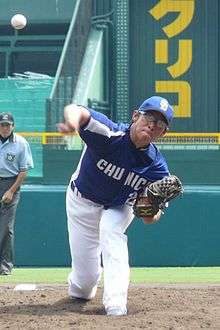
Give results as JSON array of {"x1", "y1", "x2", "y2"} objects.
[{"x1": 15, "y1": 185, "x2": 220, "y2": 267}]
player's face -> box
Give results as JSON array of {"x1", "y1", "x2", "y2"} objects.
[
  {"x1": 0, "y1": 123, "x2": 14, "y2": 138},
  {"x1": 130, "y1": 110, "x2": 167, "y2": 148}
]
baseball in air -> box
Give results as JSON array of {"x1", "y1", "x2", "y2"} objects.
[{"x1": 11, "y1": 14, "x2": 27, "y2": 30}]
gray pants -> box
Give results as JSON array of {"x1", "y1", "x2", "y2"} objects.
[{"x1": 0, "y1": 178, "x2": 20, "y2": 274}]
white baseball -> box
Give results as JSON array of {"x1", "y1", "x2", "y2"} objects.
[{"x1": 11, "y1": 14, "x2": 27, "y2": 30}]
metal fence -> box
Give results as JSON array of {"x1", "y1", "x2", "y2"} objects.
[{"x1": 46, "y1": 0, "x2": 92, "y2": 131}]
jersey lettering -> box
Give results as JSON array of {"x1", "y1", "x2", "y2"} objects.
[
  {"x1": 97, "y1": 159, "x2": 108, "y2": 170},
  {"x1": 125, "y1": 192, "x2": 138, "y2": 206},
  {"x1": 129, "y1": 174, "x2": 139, "y2": 188},
  {"x1": 124, "y1": 172, "x2": 135, "y2": 185},
  {"x1": 97, "y1": 158, "x2": 125, "y2": 181},
  {"x1": 112, "y1": 167, "x2": 125, "y2": 180},
  {"x1": 133, "y1": 177, "x2": 147, "y2": 190},
  {"x1": 96, "y1": 158, "x2": 148, "y2": 189},
  {"x1": 104, "y1": 163, "x2": 116, "y2": 176}
]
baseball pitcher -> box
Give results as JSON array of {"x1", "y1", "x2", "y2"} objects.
[{"x1": 58, "y1": 96, "x2": 183, "y2": 316}]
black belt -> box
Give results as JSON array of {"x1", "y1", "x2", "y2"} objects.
[{"x1": 0, "y1": 176, "x2": 17, "y2": 180}]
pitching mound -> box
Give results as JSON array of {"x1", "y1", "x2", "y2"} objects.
[{"x1": 0, "y1": 284, "x2": 219, "y2": 329}]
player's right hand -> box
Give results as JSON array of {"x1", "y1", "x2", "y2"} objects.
[
  {"x1": 57, "y1": 122, "x2": 76, "y2": 133},
  {"x1": 57, "y1": 104, "x2": 81, "y2": 132},
  {"x1": 57, "y1": 104, "x2": 90, "y2": 133}
]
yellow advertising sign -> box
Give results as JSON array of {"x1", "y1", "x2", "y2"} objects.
[{"x1": 149, "y1": 0, "x2": 195, "y2": 117}]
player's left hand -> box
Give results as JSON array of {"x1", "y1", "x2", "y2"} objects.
[
  {"x1": 142, "y1": 209, "x2": 162, "y2": 224},
  {"x1": 133, "y1": 175, "x2": 183, "y2": 218}
]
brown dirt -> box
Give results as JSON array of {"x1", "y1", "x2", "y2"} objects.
[{"x1": 0, "y1": 284, "x2": 220, "y2": 329}]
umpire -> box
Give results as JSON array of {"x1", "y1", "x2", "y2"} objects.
[{"x1": 0, "y1": 112, "x2": 33, "y2": 275}]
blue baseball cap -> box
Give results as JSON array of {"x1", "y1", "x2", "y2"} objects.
[{"x1": 138, "y1": 96, "x2": 174, "y2": 125}]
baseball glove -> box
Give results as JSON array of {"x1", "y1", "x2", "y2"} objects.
[{"x1": 133, "y1": 175, "x2": 183, "y2": 218}]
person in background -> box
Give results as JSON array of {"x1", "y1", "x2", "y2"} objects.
[{"x1": 0, "y1": 112, "x2": 33, "y2": 275}]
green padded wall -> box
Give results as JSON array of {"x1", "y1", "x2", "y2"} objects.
[
  {"x1": 15, "y1": 186, "x2": 220, "y2": 267},
  {"x1": 128, "y1": 186, "x2": 220, "y2": 267},
  {"x1": 161, "y1": 149, "x2": 220, "y2": 185},
  {"x1": 15, "y1": 186, "x2": 70, "y2": 266},
  {"x1": 43, "y1": 149, "x2": 82, "y2": 185}
]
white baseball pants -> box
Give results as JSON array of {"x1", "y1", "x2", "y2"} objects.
[{"x1": 66, "y1": 184, "x2": 134, "y2": 313}]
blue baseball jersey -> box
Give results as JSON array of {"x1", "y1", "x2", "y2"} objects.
[{"x1": 72, "y1": 109, "x2": 169, "y2": 208}]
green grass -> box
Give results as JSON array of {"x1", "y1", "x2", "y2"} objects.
[
  {"x1": 131, "y1": 267, "x2": 220, "y2": 283},
  {"x1": 0, "y1": 268, "x2": 69, "y2": 284},
  {"x1": 0, "y1": 267, "x2": 220, "y2": 285}
]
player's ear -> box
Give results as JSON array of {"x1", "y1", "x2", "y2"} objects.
[
  {"x1": 160, "y1": 127, "x2": 168, "y2": 137},
  {"x1": 132, "y1": 110, "x2": 139, "y2": 123}
]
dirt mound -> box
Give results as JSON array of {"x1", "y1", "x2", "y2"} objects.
[{"x1": 0, "y1": 284, "x2": 219, "y2": 329}]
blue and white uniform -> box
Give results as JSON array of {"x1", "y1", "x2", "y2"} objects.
[
  {"x1": 66, "y1": 108, "x2": 169, "y2": 314},
  {"x1": 72, "y1": 109, "x2": 169, "y2": 206}
]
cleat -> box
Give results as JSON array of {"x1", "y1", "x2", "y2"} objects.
[{"x1": 106, "y1": 307, "x2": 127, "y2": 316}]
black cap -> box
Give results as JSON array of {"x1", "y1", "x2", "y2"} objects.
[{"x1": 0, "y1": 112, "x2": 14, "y2": 125}]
